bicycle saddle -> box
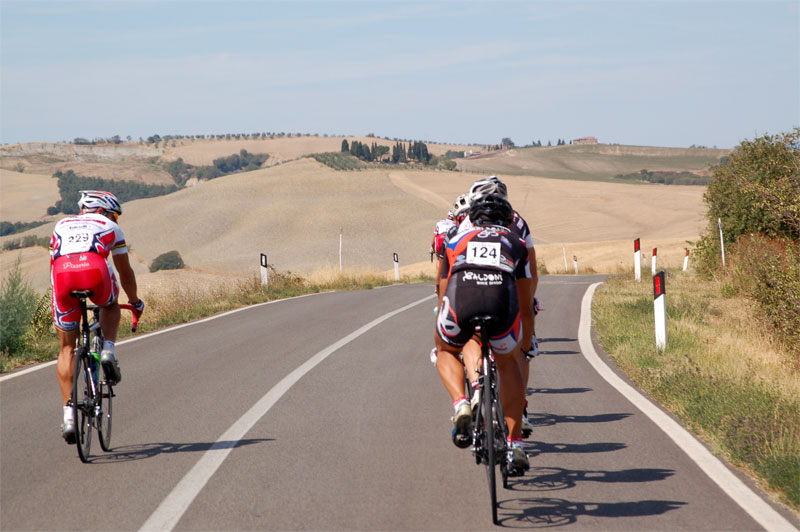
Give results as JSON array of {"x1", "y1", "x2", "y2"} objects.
[{"x1": 70, "y1": 290, "x2": 94, "y2": 298}]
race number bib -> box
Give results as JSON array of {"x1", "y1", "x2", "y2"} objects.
[{"x1": 466, "y1": 241, "x2": 500, "y2": 267}]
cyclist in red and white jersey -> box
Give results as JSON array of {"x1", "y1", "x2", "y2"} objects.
[
  {"x1": 50, "y1": 191, "x2": 144, "y2": 444},
  {"x1": 434, "y1": 193, "x2": 534, "y2": 474}
]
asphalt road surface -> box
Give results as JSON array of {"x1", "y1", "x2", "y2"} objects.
[{"x1": 2, "y1": 277, "x2": 797, "y2": 531}]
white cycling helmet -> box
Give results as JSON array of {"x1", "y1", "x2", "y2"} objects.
[
  {"x1": 78, "y1": 190, "x2": 122, "y2": 215},
  {"x1": 468, "y1": 175, "x2": 507, "y2": 203},
  {"x1": 452, "y1": 194, "x2": 470, "y2": 219}
]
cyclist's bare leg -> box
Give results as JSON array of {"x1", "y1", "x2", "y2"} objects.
[
  {"x1": 99, "y1": 300, "x2": 120, "y2": 343},
  {"x1": 435, "y1": 341, "x2": 467, "y2": 401},
  {"x1": 496, "y1": 352, "x2": 524, "y2": 439},
  {"x1": 461, "y1": 336, "x2": 481, "y2": 386},
  {"x1": 56, "y1": 329, "x2": 79, "y2": 405}
]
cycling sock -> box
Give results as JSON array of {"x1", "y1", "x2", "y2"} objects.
[
  {"x1": 63, "y1": 406, "x2": 73, "y2": 423},
  {"x1": 103, "y1": 340, "x2": 115, "y2": 353},
  {"x1": 453, "y1": 397, "x2": 468, "y2": 410},
  {"x1": 471, "y1": 380, "x2": 479, "y2": 391},
  {"x1": 507, "y1": 436, "x2": 524, "y2": 445}
]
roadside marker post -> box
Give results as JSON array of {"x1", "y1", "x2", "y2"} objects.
[
  {"x1": 683, "y1": 249, "x2": 690, "y2": 271},
  {"x1": 562, "y1": 244, "x2": 568, "y2": 273},
  {"x1": 573, "y1": 255, "x2": 578, "y2": 275},
  {"x1": 260, "y1": 253, "x2": 268, "y2": 288},
  {"x1": 652, "y1": 248, "x2": 658, "y2": 277},
  {"x1": 718, "y1": 217, "x2": 726, "y2": 267},
  {"x1": 654, "y1": 271, "x2": 667, "y2": 350},
  {"x1": 393, "y1": 253, "x2": 400, "y2": 281},
  {"x1": 634, "y1": 238, "x2": 641, "y2": 281}
]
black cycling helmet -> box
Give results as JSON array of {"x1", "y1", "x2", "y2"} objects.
[{"x1": 469, "y1": 193, "x2": 513, "y2": 227}]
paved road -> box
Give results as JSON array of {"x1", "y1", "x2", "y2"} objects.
[{"x1": 1, "y1": 278, "x2": 797, "y2": 530}]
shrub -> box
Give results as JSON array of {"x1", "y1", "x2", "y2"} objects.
[
  {"x1": 0, "y1": 259, "x2": 38, "y2": 355},
  {"x1": 728, "y1": 235, "x2": 800, "y2": 361},
  {"x1": 150, "y1": 251, "x2": 185, "y2": 272}
]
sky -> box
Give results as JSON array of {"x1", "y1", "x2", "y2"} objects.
[{"x1": 1, "y1": 1, "x2": 798, "y2": 149}]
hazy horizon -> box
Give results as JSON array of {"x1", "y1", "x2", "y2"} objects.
[{"x1": 2, "y1": 1, "x2": 798, "y2": 149}]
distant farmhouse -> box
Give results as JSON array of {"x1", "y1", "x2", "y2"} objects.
[{"x1": 573, "y1": 136, "x2": 598, "y2": 145}]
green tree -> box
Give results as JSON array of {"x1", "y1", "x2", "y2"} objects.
[
  {"x1": 341, "y1": 139, "x2": 349, "y2": 152},
  {"x1": 150, "y1": 250, "x2": 185, "y2": 272},
  {"x1": 501, "y1": 137, "x2": 515, "y2": 148},
  {"x1": 0, "y1": 258, "x2": 38, "y2": 356}
]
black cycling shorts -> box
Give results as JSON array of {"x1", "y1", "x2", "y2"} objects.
[{"x1": 436, "y1": 269, "x2": 521, "y2": 354}]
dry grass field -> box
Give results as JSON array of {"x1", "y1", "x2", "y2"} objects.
[
  {"x1": 0, "y1": 169, "x2": 60, "y2": 222},
  {"x1": 1, "y1": 139, "x2": 709, "y2": 296},
  {"x1": 458, "y1": 143, "x2": 728, "y2": 181}
]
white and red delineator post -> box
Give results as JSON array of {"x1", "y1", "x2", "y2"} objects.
[
  {"x1": 654, "y1": 270, "x2": 667, "y2": 350},
  {"x1": 260, "y1": 253, "x2": 269, "y2": 288},
  {"x1": 393, "y1": 252, "x2": 400, "y2": 281},
  {"x1": 634, "y1": 238, "x2": 641, "y2": 281},
  {"x1": 652, "y1": 248, "x2": 658, "y2": 276},
  {"x1": 683, "y1": 249, "x2": 690, "y2": 271}
]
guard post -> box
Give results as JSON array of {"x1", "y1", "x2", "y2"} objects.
[
  {"x1": 654, "y1": 270, "x2": 667, "y2": 350},
  {"x1": 260, "y1": 253, "x2": 268, "y2": 288}
]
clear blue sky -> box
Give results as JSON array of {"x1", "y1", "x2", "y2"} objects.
[{"x1": 1, "y1": 1, "x2": 797, "y2": 148}]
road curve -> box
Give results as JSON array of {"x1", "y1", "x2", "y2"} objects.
[{"x1": 1, "y1": 278, "x2": 797, "y2": 531}]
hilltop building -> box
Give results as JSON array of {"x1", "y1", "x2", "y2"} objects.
[{"x1": 573, "y1": 136, "x2": 598, "y2": 144}]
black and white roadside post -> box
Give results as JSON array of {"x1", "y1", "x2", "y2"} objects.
[
  {"x1": 683, "y1": 249, "x2": 690, "y2": 271},
  {"x1": 654, "y1": 270, "x2": 667, "y2": 350},
  {"x1": 651, "y1": 247, "x2": 658, "y2": 277},
  {"x1": 718, "y1": 217, "x2": 726, "y2": 267},
  {"x1": 393, "y1": 253, "x2": 400, "y2": 281},
  {"x1": 634, "y1": 238, "x2": 641, "y2": 281},
  {"x1": 573, "y1": 255, "x2": 578, "y2": 275},
  {"x1": 260, "y1": 253, "x2": 268, "y2": 288}
]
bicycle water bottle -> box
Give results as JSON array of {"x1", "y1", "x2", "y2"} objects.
[{"x1": 90, "y1": 352, "x2": 100, "y2": 384}]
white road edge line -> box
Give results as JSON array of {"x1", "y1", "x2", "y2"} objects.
[
  {"x1": 139, "y1": 292, "x2": 435, "y2": 532},
  {"x1": 0, "y1": 292, "x2": 324, "y2": 383},
  {"x1": 579, "y1": 282, "x2": 796, "y2": 532}
]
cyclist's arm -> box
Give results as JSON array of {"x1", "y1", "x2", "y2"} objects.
[
  {"x1": 112, "y1": 252, "x2": 140, "y2": 305},
  {"x1": 516, "y1": 277, "x2": 533, "y2": 353},
  {"x1": 528, "y1": 246, "x2": 538, "y2": 300}
]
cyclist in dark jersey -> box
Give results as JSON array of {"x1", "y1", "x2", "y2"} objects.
[{"x1": 434, "y1": 193, "x2": 534, "y2": 474}]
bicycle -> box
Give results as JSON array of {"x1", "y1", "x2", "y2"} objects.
[
  {"x1": 67, "y1": 290, "x2": 139, "y2": 463},
  {"x1": 468, "y1": 314, "x2": 510, "y2": 525}
]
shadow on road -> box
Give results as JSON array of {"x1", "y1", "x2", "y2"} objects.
[
  {"x1": 538, "y1": 338, "x2": 576, "y2": 343},
  {"x1": 528, "y1": 387, "x2": 593, "y2": 395},
  {"x1": 529, "y1": 412, "x2": 632, "y2": 427},
  {"x1": 497, "y1": 497, "x2": 686, "y2": 528},
  {"x1": 87, "y1": 438, "x2": 273, "y2": 463},
  {"x1": 509, "y1": 466, "x2": 675, "y2": 491},
  {"x1": 526, "y1": 441, "x2": 627, "y2": 455}
]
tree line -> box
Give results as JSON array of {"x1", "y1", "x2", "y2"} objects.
[
  {"x1": 164, "y1": 149, "x2": 269, "y2": 186},
  {"x1": 615, "y1": 169, "x2": 710, "y2": 185},
  {"x1": 48, "y1": 170, "x2": 179, "y2": 215}
]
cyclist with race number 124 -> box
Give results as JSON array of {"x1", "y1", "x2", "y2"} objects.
[
  {"x1": 434, "y1": 193, "x2": 534, "y2": 474},
  {"x1": 49, "y1": 191, "x2": 144, "y2": 444}
]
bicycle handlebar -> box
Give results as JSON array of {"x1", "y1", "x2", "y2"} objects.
[{"x1": 119, "y1": 304, "x2": 140, "y2": 332}]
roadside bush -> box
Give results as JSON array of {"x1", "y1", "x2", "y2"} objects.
[
  {"x1": 2, "y1": 235, "x2": 50, "y2": 251},
  {"x1": 150, "y1": 250, "x2": 185, "y2": 272},
  {"x1": 728, "y1": 235, "x2": 800, "y2": 361},
  {"x1": 0, "y1": 259, "x2": 38, "y2": 356}
]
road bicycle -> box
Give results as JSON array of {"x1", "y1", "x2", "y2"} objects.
[
  {"x1": 468, "y1": 315, "x2": 510, "y2": 525},
  {"x1": 67, "y1": 290, "x2": 139, "y2": 463}
]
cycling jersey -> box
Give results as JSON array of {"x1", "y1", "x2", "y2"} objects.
[
  {"x1": 50, "y1": 212, "x2": 127, "y2": 260},
  {"x1": 456, "y1": 211, "x2": 534, "y2": 249},
  {"x1": 436, "y1": 224, "x2": 530, "y2": 354},
  {"x1": 431, "y1": 218, "x2": 456, "y2": 259},
  {"x1": 49, "y1": 213, "x2": 127, "y2": 332}
]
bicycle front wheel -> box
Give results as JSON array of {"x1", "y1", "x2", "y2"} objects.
[
  {"x1": 72, "y1": 348, "x2": 93, "y2": 463},
  {"x1": 97, "y1": 379, "x2": 113, "y2": 451}
]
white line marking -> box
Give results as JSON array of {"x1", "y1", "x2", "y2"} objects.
[
  {"x1": 0, "y1": 292, "x2": 324, "y2": 383},
  {"x1": 139, "y1": 293, "x2": 435, "y2": 532},
  {"x1": 579, "y1": 282, "x2": 796, "y2": 532}
]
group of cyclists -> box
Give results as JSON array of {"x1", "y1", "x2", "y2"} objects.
[
  {"x1": 50, "y1": 180, "x2": 536, "y2": 474},
  {"x1": 430, "y1": 175, "x2": 539, "y2": 476}
]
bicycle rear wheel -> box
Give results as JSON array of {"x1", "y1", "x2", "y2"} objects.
[
  {"x1": 97, "y1": 379, "x2": 113, "y2": 451},
  {"x1": 483, "y1": 363, "x2": 498, "y2": 525},
  {"x1": 72, "y1": 348, "x2": 93, "y2": 463}
]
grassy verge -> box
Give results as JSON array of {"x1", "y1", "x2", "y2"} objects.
[
  {"x1": 592, "y1": 270, "x2": 800, "y2": 510},
  {"x1": 0, "y1": 267, "x2": 433, "y2": 373}
]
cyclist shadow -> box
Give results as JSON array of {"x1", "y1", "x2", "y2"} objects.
[
  {"x1": 496, "y1": 496, "x2": 687, "y2": 528},
  {"x1": 528, "y1": 412, "x2": 632, "y2": 428},
  {"x1": 87, "y1": 438, "x2": 273, "y2": 464},
  {"x1": 509, "y1": 466, "x2": 675, "y2": 492},
  {"x1": 527, "y1": 387, "x2": 592, "y2": 395}
]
